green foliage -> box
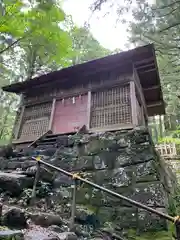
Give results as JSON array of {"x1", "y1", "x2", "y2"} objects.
[
  {"x1": 128, "y1": 0, "x2": 180, "y2": 126},
  {"x1": 69, "y1": 25, "x2": 111, "y2": 65},
  {"x1": 128, "y1": 230, "x2": 172, "y2": 240},
  {"x1": 158, "y1": 137, "x2": 180, "y2": 144},
  {"x1": 0, "y1": 0, "x2": 112, "y2": 141}
]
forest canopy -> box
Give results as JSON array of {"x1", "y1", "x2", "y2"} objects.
[{"x1": 0, "y1": 0, "x2": 179, "y2": 142}]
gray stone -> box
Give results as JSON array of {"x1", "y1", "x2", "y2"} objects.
[
  {"x1": 115, "y1": 153, "x2": 133, "y2": 167},
  {"x1": 135, "y1": 160, "x2": 158, "y2": 182},
  {"x1": 74, "y1": 156, "x2": 94, "y2": 171},
  {"x1": 113, "y1": 207, "x2": 138, "y2": 228},
  {"x1": 53, "y1": 173, "x2": 73, "y2": 187},
  {"x1": 0, "y1": 230, "x2": 24, "y2": 240},
  {"x1": 110, "y1": 167, "x2": 132, "y2": 188},
  {"x1": 57, "y1": 232, "x2": 77, "y2": 240},
  {"x1": 26, "y1": 165, "x2": 55, "y2": 183},
  {"x1": 130, "y1": 182, "x2": 166, "y2": 207},
  {"x1": 47, "y1": 225, "x2": 62, "y2": 233},
  {"x1": 0, "y1": 172, "x2": 33, "y2": 196},
  {"x1": 95, "y1": 151, "x2": 119, "y2": 170},
  {"x1": 97, "y1": 207, "x2": 114, "y2": 223},
  {"x1": 138, "y1": 208, "x2": 168, "y2": 230},
  {"x1": 7, "y1": 161, "x2": 22, "y2": 170},
  {"x1": 21, "y1": 160, "x2": 36, "y2": 170},
  {"x1": 3, "y1": 207, "x2": 27, "y2": 229},
  {"x1": 30, "y1": 212, "x2": 63, "y2": 227}
]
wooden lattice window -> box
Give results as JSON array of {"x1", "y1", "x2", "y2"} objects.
[
  {"x1": 18, "y1": 102, "x2": 52, "y2": 140},
  {"x1": 23, "y1": 103, "x2": 51, "y2": 121},
  {"x1": 90, "y1": 85, "x2": 131, "y2": 129},
  {"x1": 19, "y1": 117, "x2": 49, "y2": 141}
]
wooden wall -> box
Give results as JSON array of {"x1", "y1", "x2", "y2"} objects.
[
  {"x1": 52, "y1": 95, "x2": 88, "y2": 134},
  {"x1": 12, "y1": 69, "x2": 147, "y2": 143}
]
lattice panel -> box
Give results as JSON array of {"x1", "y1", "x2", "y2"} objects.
[
  {"x1": 23, "y1": 103, "x2": 51, "y2": 121},
  {"x1": 90, "y1": 85, "x2": 131, "y2": 129},
  {"x1": 19, "y1": 117, "x2": 49, "y2": 141},
  {"x1": 18, "y1": 102, "x2": 52, "y2": 140}
]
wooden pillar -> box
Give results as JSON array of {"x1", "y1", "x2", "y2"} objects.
[
  {"x1": 15, "y1": 105, "x2": 25, "y2": 140},
  {"x1": 69, "y1": 181, "x2": 77, "y2": 231},
  {"x1": 48, "y1": 98, "x2": 56, "y2": 131},
  {"x1": 130, "y1": 81, "x2": 138, "y2": 126},
  {"x1": 87, "y1": 91, "x2": 91, "y2": 130}
]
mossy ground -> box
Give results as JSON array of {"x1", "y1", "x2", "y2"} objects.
[{"x1": 127, "y1": 223, "x2": 175, "y2": 240}]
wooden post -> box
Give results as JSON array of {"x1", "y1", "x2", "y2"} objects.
[
  {"x1": 87, "y1": 91, "x2": 91, "y2": 130},
  {"x1": 69, "y1": 180, "x2": 77, "y2": 231},
  {"x1": 130, "y1": 81, "x2": 138, "y2": 126},
  {"x1": 30, "y1": 161, "x2": 40, "y2": 205},
  {"x1": 175, "y1": 219, "x2": 180, "y2": 240},
  {"x1": 48, "y1": 98, "x2": 56, "y2": 131},
  {"x1": 15, "y1": 105, "x2": 25, "y2": 140}
]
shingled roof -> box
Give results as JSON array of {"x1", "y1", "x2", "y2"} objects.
[{"x1": 2, "y1": 44, "x2": 165, "y2": 116}]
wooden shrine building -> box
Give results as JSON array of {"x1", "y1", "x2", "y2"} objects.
[{"x1": 2, "y1": 44, "x2": 165, "y2": 146}]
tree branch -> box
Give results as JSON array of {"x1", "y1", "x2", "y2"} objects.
[
  {"x1": 159, "y1": 22, "x2": 180, "y2": 33},
  {"x1": 154, "y1": 0, "x2": 180, "y2": 10},
  {"x1": 0, "y1": 37, "x2": 24, "y2": 55},
  {"x1": 158, "y1": 6, "x2": 179, "y2": 18}
]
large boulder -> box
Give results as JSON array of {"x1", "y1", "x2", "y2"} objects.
[
  {"x1": 26, "y1": 165, "x2": 55, "y2": 183},
  {"x1": 0, "y1": 172, "x2": 33, "y2": 196},
  {"x1": 3, "y1": 207, "x2": 27, "y2": 229},
  {"x1": 29, "y1": 212, "x2": 63, "y2": 227},
  {"x1": 0, "y1": 144, "x2": 14, "y2": 159}
]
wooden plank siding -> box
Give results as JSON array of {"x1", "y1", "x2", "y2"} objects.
[
  {"x1": 52, "y1": 94, "x2": 89, "y2": 134},
  {"x1": 23, "y1": 73, "x2": 133, "y2": 106},
  {"x1": 12, "y1": 72, "x2": 149, "y2": 142},
  {"x1": 133, "y1": 67, "x2": 148, "y2": 122},
  {"x1": 48, "y1": 98, "x2": 56, "y2": 130}
]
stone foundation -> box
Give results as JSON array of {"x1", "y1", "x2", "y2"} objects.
[
  {"x1": 49, "y1": 127, "x2": 176, "y2": 232},
  {"x1": 0, "y1": 127, "x2": 177, "y2": 235}
]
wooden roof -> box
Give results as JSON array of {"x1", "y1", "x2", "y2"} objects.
[{"x1": 2, "y1": 44, "x2": 165, "y2": 116}]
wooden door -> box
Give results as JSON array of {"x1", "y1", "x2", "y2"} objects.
[{"x1": 52, "y1": 95, "x2": 88, "y2": 134}]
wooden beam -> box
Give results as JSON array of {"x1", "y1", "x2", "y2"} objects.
[
  {"x1": 134, "y1": 57, "x2": 154, "y2": 66},
  {"x1": 87, "y1": 91, "x2": 91, "y2": 130},
  {"x1": 130, "y1": 81, "x2": 138, "y2": 126},
  {"x1": 28, "y1": 130, "x2": 52, "y2": 148},
  {"x1": 143, "y1": 85, "x2": 160, "y2": 91},
  {"x1": 90, "y1": 123, "x2": 134, "y2": 133},
  {"x1": 133, "y1": 67, "x2": 148, "y2": 119},
  {"x1": 24, "y1": 78, "x2": 132, "y2": 107},
  {"x1": 147, "y1": 101, "x2": 164, "y2": 108},
  {"x1": 136, "y1": 63, "x2": 155, "y2": 70},
  {"x1": 48, "y1": 98, "x2": 56, "y2": 131},
  {"x1": 15, "y1": 105, "x2": 25, "y2": 140},
  {"x1": 138, "y1": 68, "x2": 156, "y2": 74}
]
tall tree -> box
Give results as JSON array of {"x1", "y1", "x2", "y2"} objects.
[
  {"x1": 127, "y1": 0, "x2": 180, "y2": 130},
  {"x1": 68, "y1": 24, "x2": 111, "y2": 65},
  {"x1": 0, "y1": 0, "x2": 73, "y2": 142}
]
